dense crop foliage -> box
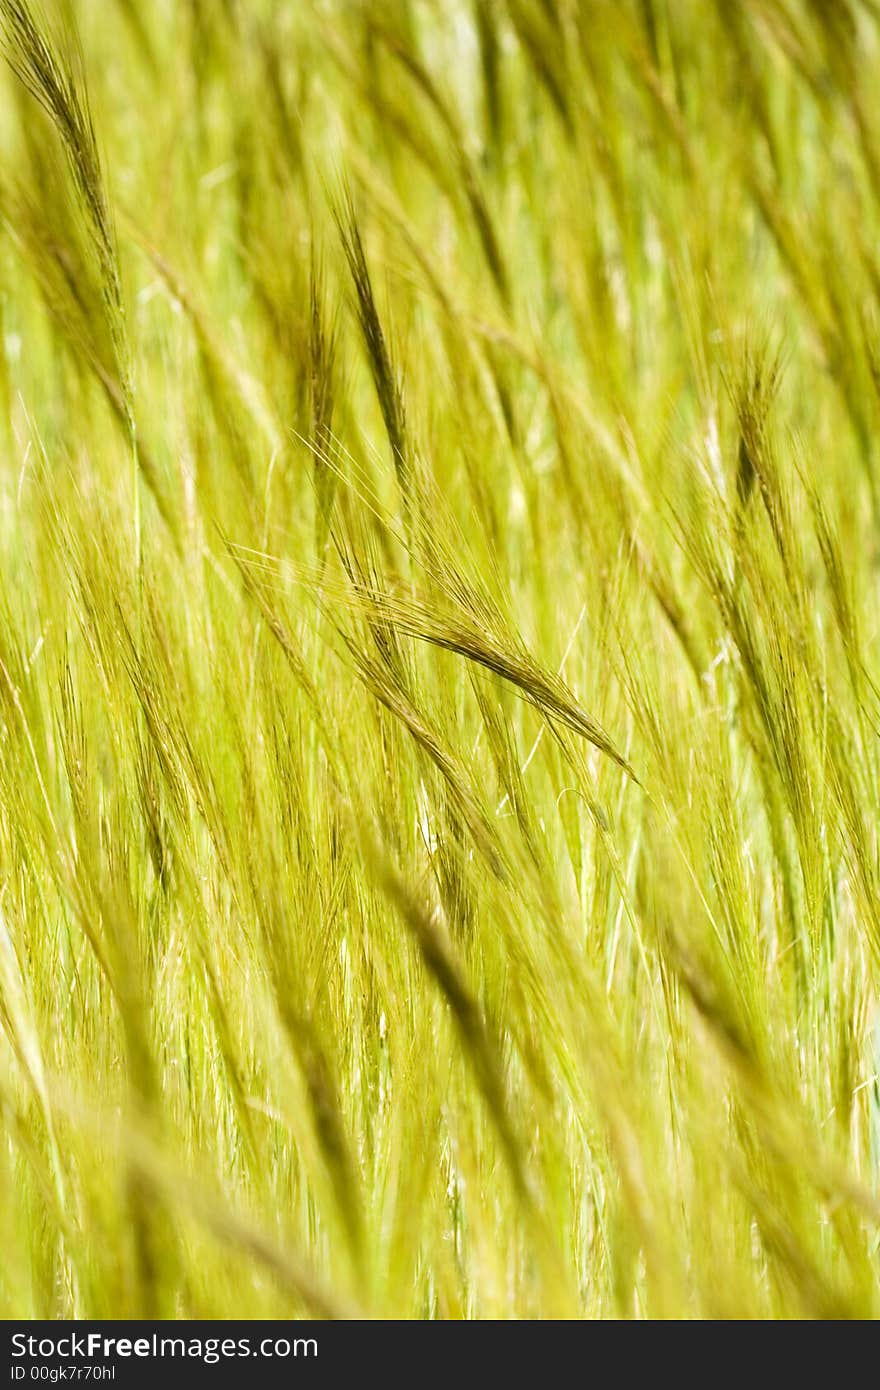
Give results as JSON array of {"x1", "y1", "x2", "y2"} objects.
[{"x1": 2, "y1": 0, "x2": 880, "y2": 1319}]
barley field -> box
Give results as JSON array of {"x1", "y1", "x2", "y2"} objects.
[{"x1": 1, "y1": 0, "x2": 880, "y2": 1320}]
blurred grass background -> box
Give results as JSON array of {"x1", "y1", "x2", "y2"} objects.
[{"x1": 1, "y1": 0, "x2": 880, "y2": 1318}]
